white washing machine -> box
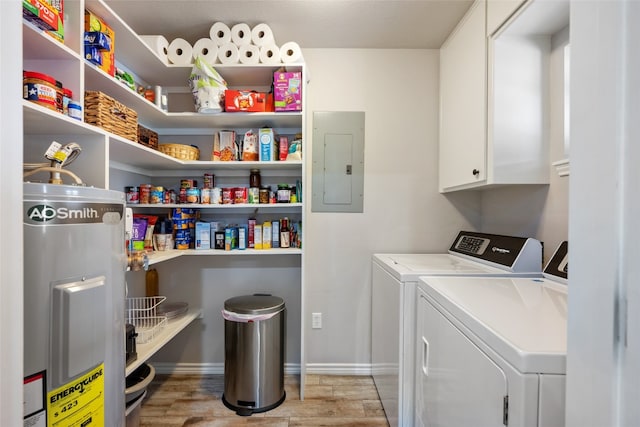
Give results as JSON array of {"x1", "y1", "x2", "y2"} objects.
[
  {"x1": 414, "y1": 242, "x2": 568, "y2": 427},
  {"x1": 372, "y1": 232, "x2": 544, "y2": 427}
]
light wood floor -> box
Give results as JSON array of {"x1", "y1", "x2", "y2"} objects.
[{"x1": 138, "y1": 374, "x2": 390, "y2": 426}]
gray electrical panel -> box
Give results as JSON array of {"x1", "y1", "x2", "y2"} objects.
[{"x1": 312, "y1": 111, "x2": 365, "y2": 213}]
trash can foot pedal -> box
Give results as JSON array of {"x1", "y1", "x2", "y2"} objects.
[{"x1": 222, "y1": 392, "x2": 286, "y2": 416}]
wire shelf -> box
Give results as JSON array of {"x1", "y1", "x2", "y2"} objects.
[{"x1": 126, "y1": 296, "x2": 167, "y2": 344}]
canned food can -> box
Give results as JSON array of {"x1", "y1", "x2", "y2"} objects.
[
  {"x1": 179, "y1": 188, "x2": 187, "y2": 204},
  {"x1": 211, "y1": 187, "x2": 222, "y2": 204},
  {"x1": 186, "y1": 188, "x2": 200, "y2": 204},
  {"x1": 234, "y1": 187, "x2": 247, "y2": 204},
  {"x1": 139, "y1": 184, "x2": 152, "y2": 204},
  {"x1": 248, "y1": 187, "x2": 260, "y2": 204},
  {"x1": 203, "y1": 173, "x2": 214, "y2": 189},
  {"x1": 201, "y1": 188, "x2": 211, "y2": 204},
  {"x1": 125, "y1": 186, "x2": 139, "y2": 204},
  {"x1": 222, "y1": 188, "x2": 234, "y2": 204},
  {"x1": 150, "y1": 186, "x2": 164, "y2": 204}
]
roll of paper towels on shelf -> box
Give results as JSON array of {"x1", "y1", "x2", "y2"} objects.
[
  {"x1": 140, "y1": 35, "x2": 169, "y2": 64},
  {"x1": 231, "y1": 23, "x2": 252, "y2": 46},
  {"x1": 168, "y1": 38, "x2": 193, "y2": 65},
  {"x1": 259, "y1": 44, "x2": 281, "y2": 65},
  {"x1": 251, "y1": 23, "x2": 275, "y2": 46},
  {"x1": 192, "y1": 38, "x2": 218, "y2": 64},
  {"x1": 280, "y1": 41, "x2": 303, "y2": 64},
  {"x1": 210, "y1": 22, "x2": 231, "y2": 46},
  {"x1": 218, "y1": 43, "x2": 240, "y2": 64},
  {"x1": 238, "y1": 44, "x2": 260, "y2": 65}
]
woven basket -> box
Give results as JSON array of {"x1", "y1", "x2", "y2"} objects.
[
  {"x1": 84, "y1": 91, "x2": 138, "y2": 141},
  {"x1": 137, "y1": 125, "x2": 158, "y2": 150},
  {"x1": 159, "y1": 143, "x2": 200, "y2": 160}
]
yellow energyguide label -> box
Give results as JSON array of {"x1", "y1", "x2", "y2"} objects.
[{"x1": 47, "y1": 363, "x2": 105, "y2": 427}]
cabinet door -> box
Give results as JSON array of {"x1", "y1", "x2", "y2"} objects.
[
  {"x1": 415, "y1": 291, "x2": 507, "y2": 427},
  {"x1": 439, "y1": 0, "x2": 487, "y2": 192}
]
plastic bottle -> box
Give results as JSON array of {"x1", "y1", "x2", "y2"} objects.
[{"x1": 145, "y1": 268, "x2": 159, "y2": 297}]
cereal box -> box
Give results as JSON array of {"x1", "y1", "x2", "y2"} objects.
[{"x1": 273, "y1": 72, "x2": 302, "y2": 112}]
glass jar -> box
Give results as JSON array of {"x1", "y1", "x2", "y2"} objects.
[
  {"x1": 277, "y1": 184, "x2": 291, "y2": 203},
  {"x1": 249, "y1": 168, "x2": 261, "y2": 188},
  {"x1": 259, "y1": 186, "x2": 270, "y2": 204}
]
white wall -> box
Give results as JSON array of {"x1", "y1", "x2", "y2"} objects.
[
  {"x1": 1, "y1": 1, "x2": 24, "y2": 425},
  {"x1": 302, "y1": 49, "x2": 481, "y2": 370}
]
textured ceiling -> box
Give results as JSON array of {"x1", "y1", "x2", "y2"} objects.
[{"x1": 105, "y1": 0, "x2": 473, "y2": 49}]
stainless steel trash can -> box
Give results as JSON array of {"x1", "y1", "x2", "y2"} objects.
[{"x1": 222, "y1": 294, "x2": 286, "y2": 416}]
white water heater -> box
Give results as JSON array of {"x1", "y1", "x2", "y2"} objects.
[{"x1": 23, "y1": 183, "x2": 127, "y2": 427}]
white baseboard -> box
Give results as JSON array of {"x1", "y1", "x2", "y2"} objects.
[
  {"x1": 304, "y1": 363, "x2": 372, "y2": 376},
  {"x1": 150, "y1": 363, "x2": 372, "y2": 376},
  {"x1": 151, "y1": 362, "x2": 301, "y2": 375}
]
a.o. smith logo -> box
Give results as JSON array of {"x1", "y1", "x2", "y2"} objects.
[{"x1": 24, "y1": 202, "x2": 123, "y2": 225}]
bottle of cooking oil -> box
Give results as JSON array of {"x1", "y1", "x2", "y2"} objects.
[{"x1": 145, "y1": 268, "x2": 159, "y2": 297}]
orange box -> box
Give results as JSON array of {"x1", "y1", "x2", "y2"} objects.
[
  {"x1": 84, "y1": 10, "x2": 115, "y2": 76},
  {"x1": 224, "y1": 90, "x2": 273, "y2": 112}
]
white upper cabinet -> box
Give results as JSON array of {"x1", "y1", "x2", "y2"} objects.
[
  {"x1": 439, "y1": 0, "x2": 487, "y2": 191},
  {"x1": 439, "y1": 0, "x2": 567, "y2": 193}
]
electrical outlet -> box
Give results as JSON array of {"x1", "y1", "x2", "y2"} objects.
[{"x1": 312, "y1": 312, "x2": 322, "y2": 329}]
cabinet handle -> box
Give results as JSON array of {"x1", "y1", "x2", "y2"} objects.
[{"x1": 472, "y1": 169, "x2": 480, "y2": 176}]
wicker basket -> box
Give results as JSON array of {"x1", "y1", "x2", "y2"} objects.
[
  {"x1": 137, "y1": 125, "x2": 158, "y2": 150},
  {"x1": 84, "y1": 91, "x2": 138, "y2": 141},
  {"x1": 158, "y1": 143, "x2": 200, "y2": 160}
]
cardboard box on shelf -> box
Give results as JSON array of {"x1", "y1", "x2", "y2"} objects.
[
  {"x1": 224, "y1": 90, "x2": 274, "y2": 112},
  {"x1": 23, "y1": 0, "x2": 59, "y2": 32},
  {"x1": 259, "y1": 128, "x2": 276, "y2": 161},
  {"x1": 45, "y1": 0, "x2": 64, "y2": 42},
  {"x1": 273, "y1": 72, "x2": 302, "y2": 112},
  {"x1": 84, "y1": 10, "x2": 115, "y2": 76}
]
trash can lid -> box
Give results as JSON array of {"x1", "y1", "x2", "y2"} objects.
[{"x1": 224, "y1": 294, "x2": 285, "y2": 315}]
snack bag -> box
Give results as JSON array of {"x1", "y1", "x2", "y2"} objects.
[
  {"x1": 188, "y1": 56, "x2": 227, "y2": 113},
  {"x1": 242, "y1": 130, "x2": 259, "y2": 161}
]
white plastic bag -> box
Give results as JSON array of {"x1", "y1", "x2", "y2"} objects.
[
  {"x1": 221, "y1": 309, "x2": 279, "y2": 323},
  {"x1": 188, "y1": 55, "x2": 227, "y2": 113}
]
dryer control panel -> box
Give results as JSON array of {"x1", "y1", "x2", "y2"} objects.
[{"x1": 449, "y1": 231, "x2": 543, "y2": 273}]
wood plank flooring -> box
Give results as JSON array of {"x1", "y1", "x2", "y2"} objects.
[{"x1": 138, "y1": 374, "x2": 389, "y2": 426}]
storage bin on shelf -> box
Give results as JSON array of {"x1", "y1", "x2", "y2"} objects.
[
  {"x1": 137, "y1": 125, "x2": 158, "y2": 150},
  {"x1": 126, "y1": 296, "x2": 167, "y2": 344},
  {"x1": 84, "y1": 91, "x2": 138, "y2": 141},
  {"x1": 158, "y1": 143, "x2": 200, "y2": 160}
]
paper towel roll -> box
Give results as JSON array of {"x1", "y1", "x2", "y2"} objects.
[
  {"x1": 231, "y1": 23, "x2": 252, "y2": 46},
  {"x1": 259, "y1": 44, "x2": 281, "y2": 65},
  {"x1": 168, "y1": 38, "x2": 193, "y2": 65},
  {"x1": 218, "y1": 43, "x2": 240, "y2": 64},
  {"x1": 238, "y1": 44, "x2": 260, "y2": 65},
  {"x1": 210, "y1": 22, "x2": 231, "y2": 46},
  {"x1": 280, "y1": 41, "x2": 303, "y2": 64},
  {"x1": 251, "y1": 23, "x2": 275, "y2": 46},
  {"x1": 140, "y1": 35, "x2": 169, "y2": 64},
  {"x1": 192, "y1": 38, "x2": 218, "y2": 64}
]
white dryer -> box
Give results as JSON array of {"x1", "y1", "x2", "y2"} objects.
[
  {"x1": 414, "y1": 242, "x2": 568, "y2": 427},
  {"x1": 372, "y1": 232, "x2": 544, "y2": 427}
]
